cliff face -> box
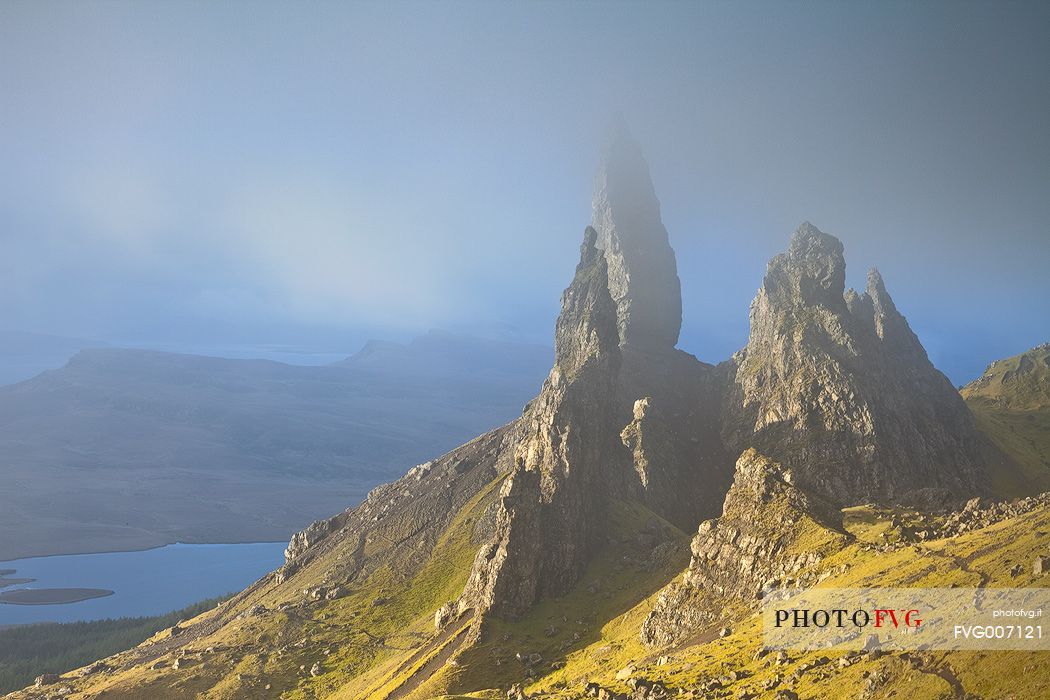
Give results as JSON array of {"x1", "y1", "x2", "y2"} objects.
[{"x1": 724, "y1": 222, "x2": 985, "y2": 506}]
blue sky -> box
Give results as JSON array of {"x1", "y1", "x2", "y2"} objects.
[{"x1": 1, "y1": 1, "x2": 1047, "y2": 383}]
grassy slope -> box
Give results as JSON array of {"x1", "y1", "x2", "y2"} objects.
[
  {"x1": 321, "y1": 499, "x2": 691, "y2": 700},
  {"x1": 972, "y1": 405, "x2": 1050, "y2": 495},
  {"x1": 963, "y1": 344, "x2": 1050, "y2": 496},
  {"x1": 11, "y1": 472, "x2": 505, "y2": 700},
  {"x1": 507, "y1": 503, "x2": 1050, "y2": 700}
]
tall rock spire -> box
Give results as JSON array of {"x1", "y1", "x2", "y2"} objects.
[
  {"x1": 591, "y1": 120, "x2": 683, "y2": 351},
  {"x1": 457, "y1": 130, "x2": 727, "y2": 621}
]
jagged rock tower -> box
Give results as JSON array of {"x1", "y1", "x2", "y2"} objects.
[
  {"x1": 640, "y1": 226, "x2": 991, "y2": 646},
  {"x1": 458, "y1": 125, "x2": 733, "y2": 620},
  {"x1": 723, "y1": 222, "x2": 985, "y2": 506}
]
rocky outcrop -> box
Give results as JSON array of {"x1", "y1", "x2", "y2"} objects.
[
  {"x1": 284, "y1": 515, "x2": 346, "y2": 563},
  {"x1": 683, "y1": 449, "x2": 845, "y2": 597},
  {"x1": 724, "y1": 223, "x2": 985, "y2": 506},
  {"x1": 621, "y1": 397, "x2": 664, "y2": 490},
  {"x1": 458, "y1": 227, "x2": 624, "y2": 618},
  {"x1": 592, "y1": 120, "x2": 682, "y2": 351},
  {"x1": 256, "y1": 151, "x2": 994, "y2": 651},
  {"x1": 641, "y1": 449, "x2": 849, "y2": 646}
]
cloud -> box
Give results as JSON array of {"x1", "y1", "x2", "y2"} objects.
[
  {"x1": 64, "y1": 162, "x2": 172, "y2": 252},
  {"x1": 219, "y1": 177, "x2": 467, "y2": 328}
]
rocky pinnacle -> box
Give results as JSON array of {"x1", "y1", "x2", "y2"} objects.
[
  {"x1": 457, "y1": 226, "x2": 623, "y2": 619},
  {"x1": 726, "y1": 222, "x2": 985, "y2": 506},
  {"x1": 591, "y1": 120, "x2": 683, "y2": 351}
]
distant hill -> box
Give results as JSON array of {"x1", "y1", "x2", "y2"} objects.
[
  {"x1": 962, "y1": 342, "x2": 1050, "y2": 410},
  {"x1": 340, "y1": 329, "x2": 552, "y2": 381},
  {"x1": 0, "y1": 332, "x2": 550, "y2": 560},
  {"x1": 0, "y1": 330, "x2": 107, "y2": 386},
  {"x1": 963, "y1": 343, "x2": 1050, "y2": 494}
]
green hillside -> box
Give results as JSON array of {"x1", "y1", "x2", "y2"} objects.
[{"x1": 964, "y1": 344, "x2": 1050, "y2": 494}]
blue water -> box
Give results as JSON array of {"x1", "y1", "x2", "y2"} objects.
[{"x1": 0, "y1": 542, "x2": 286, "y2": 626}]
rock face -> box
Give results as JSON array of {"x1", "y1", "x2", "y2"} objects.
[
  {"x1": 723, "y1": 222, "x2": 985, "y2": 506},
  {"x1": 592, "y1": 120, "x2": 682, "y2": 351},
  {"x1": 284, "y1": 516, "x2": 344, "y2": 562},
  {"x1": 619, "y1": 368, "x2": 732, "y2": 530},
  {"x1": 641, "y1": 449, "x2": 849, "y2": 646},
  {"x1": 682, "y1": 449, "x2": 845, "y2": 598}
]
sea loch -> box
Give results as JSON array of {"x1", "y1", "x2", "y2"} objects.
[{"x1": 0, "y1": 542, "x2": 285, "y2": 626}]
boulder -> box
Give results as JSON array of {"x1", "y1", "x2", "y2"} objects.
[{"x1": 434, "y1": 601, "x2": 456, "y2": 629}]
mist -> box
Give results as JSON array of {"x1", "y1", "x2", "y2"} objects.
[{"x1": 2, "y1": 0, "x2": 1048, "y2": 383}]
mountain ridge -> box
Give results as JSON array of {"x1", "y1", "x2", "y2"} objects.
[{"x1": 0, "y1": 333, "x2": 549, "y2": 561}]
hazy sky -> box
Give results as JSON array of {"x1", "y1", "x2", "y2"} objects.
[{"x1": 1, "y1": 1, "x2": 1048, "y2": 383}]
